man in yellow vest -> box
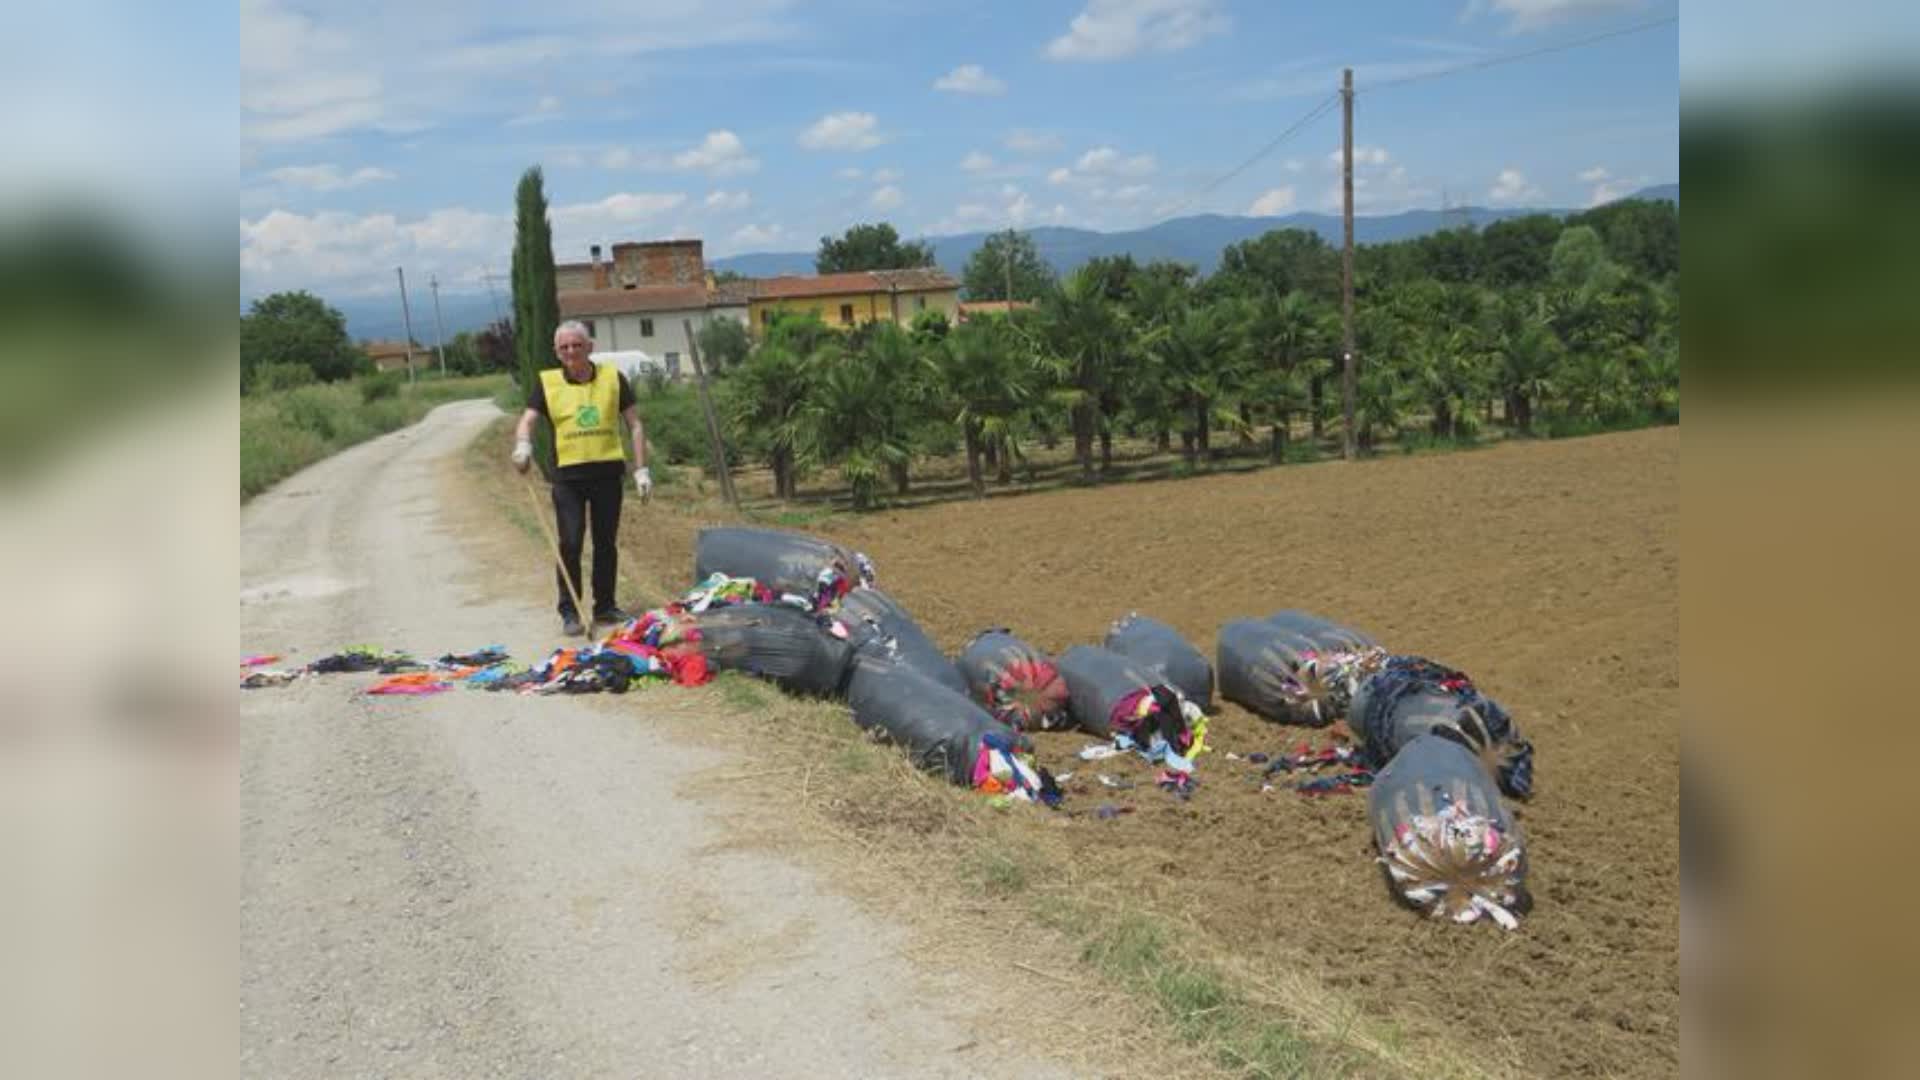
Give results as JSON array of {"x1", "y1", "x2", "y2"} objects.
[{"x1": 511, "y1": 321, "x2": 651, "y2": 635}]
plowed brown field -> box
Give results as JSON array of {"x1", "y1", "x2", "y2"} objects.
[{"x1": 630, "y1": 426, "x2": 1679, "y2": 1077}]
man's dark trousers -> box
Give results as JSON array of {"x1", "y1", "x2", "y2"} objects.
[{"x1": 551, "y1": 469, "x2": 623, "y2": 617}]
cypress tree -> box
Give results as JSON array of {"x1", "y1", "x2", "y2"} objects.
[{"x1": 511, "y1": 166, "x2": 561, "y2": 474}]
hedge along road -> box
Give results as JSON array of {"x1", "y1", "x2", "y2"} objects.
[{"x1": 239, "y1": 399, "x2": 1073, "y2": 1079}]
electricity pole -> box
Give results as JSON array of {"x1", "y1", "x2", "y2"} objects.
[
  {"x1": 1003, "y1": 227, "x2": 1015, "y2": 303},
  {"x1": 396, "y1": 267, "x2": 418, "y2": 383},
  {"x1": 1340, "y1": 67, "x2": 1356, "y2": 462},
  {"x1": 429, "y1": 273, "x2": 448, "y2": 377}
]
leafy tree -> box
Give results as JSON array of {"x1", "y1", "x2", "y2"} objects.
[
  {"x1": 240, "y1": 290, "x2": 367, "y2": 388},
  {"x1": 511, "y1": 167, "x2": 560, "y2": 471},
  {"x1": 934, "y1": 317, "x2": 1034, "y2": 496},
  {"x1": 1480, "y1": 215, "x2": 1562, "y2": 288},
  {"x1": 710, "y1": 268, "x2": 750, "y2": 285},
  {"x1": 815, "y1": 222, "x2": 935, "y2": 273},
  {"x1": 1216, "y1": 229, "x2": 1340, "y2": 305},
  {"x1": 1491, "y1": 292, "x2": 1562, "y2": 433},
  {"x1": 1152, "y1": 300, "x2": 1244, "y2": 460},
  {"x1": 961, "y1": 230, "x2": 1055, "y2": 301},
  {"x1": 805, "y1": 323, "x2": 931, "y2": 508},
  {"x1": 721, "y1": 341, "x2": 816, "y2": 498},
  {"x1": 1246, "y1": 289, "x2": 1329, "y2": 458},
  {"x1": 1567, "y1": 198, "x2": 1679, "y2": 281},
  {"x1": 1549, "y1": 225, "x2": 1622, "y2": 294},
  {"x1": 476, "y1": 318, "x2": 516, "y2": 372},
  {"x1": 1033, "y1": 268, "x2": 1130, "y2": 481},
  {"x1": 695, "y1": 316, "x2": 751, "y2": 373}
]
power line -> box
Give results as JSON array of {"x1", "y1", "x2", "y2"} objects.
[
  {"x1": 1359, "y1": 13, "x2": 1678, "y2": 95},
  {"x1": 1161, "y1": 91, "x2": 1341, "y2": 219}
]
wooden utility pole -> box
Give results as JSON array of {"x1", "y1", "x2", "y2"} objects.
[
  {"x1": 681, "y1": 318, "x2": 740, "y2": 508},
  {"x1": 1340, "y1": 68, "x2": 1357, "y2": 462},
  {"x1": 396, "y1": 267, "x2": 418, "y2": 382},
  {"x1": 428, "y1": 274, "x2": 448, "y2": 377},
  {"x1": 1003, "y1": 227, "x2": 1015, "y2": 303}
]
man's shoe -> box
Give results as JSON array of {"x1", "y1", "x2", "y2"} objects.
[
  {"x1": 560, "y1": 612, "x2": 586, "y2": 636},
  {"x1": 593, "y1": 605, "x2": 632, "y2": 626}
]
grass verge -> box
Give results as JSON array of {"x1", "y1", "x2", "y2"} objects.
[{"x1": 241, "y1": 372, "x2": 512, "y2": 500}]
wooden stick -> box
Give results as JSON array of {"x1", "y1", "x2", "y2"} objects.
[{"x1": 522, "y1": 472, "x2": 592, "y2": 639}]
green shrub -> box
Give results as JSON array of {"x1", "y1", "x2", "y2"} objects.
[
  {"x1": 248, "y1": 361, "x2": 314, "y2": 394},
  {"x1": 360, "y1": 370, "x2": 403, "y2": 402}
]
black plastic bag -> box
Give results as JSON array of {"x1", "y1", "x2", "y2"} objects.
[
  {"x1": 1368, "y1": 734, "x2": 1530, "y2": 929},
  {"x1": 1103, "y1": 613, "x2": 1214, "y2": 710},
  {"x1": 1351, "y1": 656, "x2": 1534, "y2": 799},
  {"x1": 692, "y1": 603, "x2": 854, "y2": 697},
  {"x1": 693, "y1": 527, "x2": 873, "y2": 607},
  {"x1": 956, "y1": 629, "x2": 1072, "y2": 731},
  {"x1": 1215, "y1": 610, "x2": 1384, "y2": 725},
  {"x1": 845, "y1": 656, "x2": 1023, "y2": 785},
  {"x1": 840, "y1": 587, "x2": 967, "y2": 695}
]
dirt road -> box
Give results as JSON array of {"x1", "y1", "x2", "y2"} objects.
[{"x1": 240, "y1": 401, "x2": 1063, "y2": 1078}]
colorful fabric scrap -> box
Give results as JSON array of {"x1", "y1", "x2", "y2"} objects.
[
  {"x1": 241, "y1": 654, "x2": 281, "y2": 668},
  {"x1": 969, "y1": 729, "x2": 1061, "y2": 806},
  {"x1": 1108, "y1": 685, "x2": 1209, "y2": 774},
  {"x1": 1378, "y1": 798, "x2": 1526, "y2": 930},
  {"x1": 241, "y1": 670, "x2": 301, "y2": 689},
  {"x1": 366, "y1": 672, "x2": 453, "y2": 695}
]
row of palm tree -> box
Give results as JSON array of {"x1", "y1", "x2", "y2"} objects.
[{"x1": 714, "y1": 255, "x2": 1677, "y2": 509}]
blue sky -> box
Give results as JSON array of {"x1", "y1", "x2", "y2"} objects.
[{"x1": 239, "y1": 0, "x2": 1679, "y2": 303}]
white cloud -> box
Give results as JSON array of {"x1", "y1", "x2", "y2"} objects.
[
  {"x1": 960, "y1": 151, "x2": 995, "y2": 173},
  {"x1": 870, "y1": 184, "x2": 905, "y2": 211},
  {"x1": 240, "y1": 204, "x2": 516, "y2": 295},
  {"x1": 1249, "y1": 186, "x2": 1297, "y2": 215},
  {"x1": 730, "y1": 222, "x2": 786, "y2": 248},
  {"x1": 1487, "y1": 167, "x2": 1544, "y2": 205},
  {"x1": 1466, "y1": 0, "x2": 1647, "y2": 35},
  {"x1": 1047, "y1": 167, "x2": 1074, "y2": 186},
  {"x1": 1047, "y1": 0, "x2": 1230, "y2": 61},
  {"x1": 507, "y1": 94, "x2": 563, "y2": 126},
  {"x1": 1577, "y1": 165, "x2": 1611, "y2": 183},
  {"x1": 1285, "y1": 159, "x2": 1304, "y2": 173},
  {"x1": 1091, "y1": 184, "x2": 1152, "y2": 205},
  {"x1": 933, "y1": 63, "x2": 1006, "y2": 95},
  {"x1": 241, "y1": 0, "x2": 385, "y2": 142},
  {"x1": 799, "y1": 111, "x2": 885, "y2": 151},
  {"x1": 705, "y1": 189, "x2": 751, "y2": 210},
  {"x1": 923, "y1": 185, "x2": 1040, "y2": 234},
  {"x1": 1076, "y1": 147, "x2": 1157, "y2": 176},
  {"x1": 1317, "y1": 152, "x2": 1434, "y2": 214},
  {"x1": 1585, "y1": 170, "x2": 1649, "y2": 206},
  {"x1": 1005, "y1": 129, "x2": 1064, "y2": 154},
  {"x1": 1327, "y1": 145, "x2": 1391, "y2": 169},
  {"x1": 673, "y1": 129, "x2": 759, "y2": 176},
  {"x1": 872, "y1": 167, "x2": 904, "y2": 183},
  {"x1": 838, "y1": 166, "x2": 865, "y2": 180},
  {"x1": 266, "y1": 164, "x2": 396, "y2": 191}
]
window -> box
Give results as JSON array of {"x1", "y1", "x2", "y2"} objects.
[
  {"x1": 665, "y1": 352, "x2": 681, "y2": 379},
  {"x1": 581, "y1": 319, "x2": 596, "y2": 338},
  {"x1": 760, "y1": 309, "x2": 773, "y2": 327},
  {"x1": 915, "y1": 296, "x2": 927, "y2": 312},
  {"x1": 640, "y1": 317, "x2": 655, "y2": 337},
  {"x1": 839, "y1": 303, "x2": 854, "y2": 326}
]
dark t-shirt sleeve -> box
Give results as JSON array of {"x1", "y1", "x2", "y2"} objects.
[
  {"x1": 524, "y1": 377, "x2": 547, "y2": 417},
  {"x1": 617, "y1": 372, "x2": 635, "y2": 412}
]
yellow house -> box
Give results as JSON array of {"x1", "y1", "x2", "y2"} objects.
[{"x1": 747, "y1": 268, "x2": 960, "y2": 339}]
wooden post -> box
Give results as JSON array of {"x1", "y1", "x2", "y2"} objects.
[
  {"x1": 682, "y1": 319, "x2": 740, "y2": 508},
  {"x1": 1340, "y1": 67, "x2": 1357, "y2": 462}
]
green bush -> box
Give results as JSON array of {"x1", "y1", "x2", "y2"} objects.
[
  {"x1": 248, "y1": 361, "x2": 314, "y2": 394},
  {"x1": 240, "y1": 373, "x2": 512, "y2": 499},
  {"x1": 360, "y1": 370, "x2": 403, "y2": 402},
  {"x1": 635, "y1": 380, "x2": 725, "y2": 467}
]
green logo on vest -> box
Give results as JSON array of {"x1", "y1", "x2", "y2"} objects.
[{"x1": 576, "y1": 404, "x2": 602, "y2": 428}]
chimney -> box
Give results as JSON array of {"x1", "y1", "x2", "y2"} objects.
[{"x1": 590, "y1": 244, "x2": 608, "y2": 290}]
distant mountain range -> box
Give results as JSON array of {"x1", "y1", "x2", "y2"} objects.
[{"x1": 336, "y1": 183, "x2": 1675, "y2": 341}]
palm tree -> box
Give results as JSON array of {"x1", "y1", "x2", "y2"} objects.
[
  {"x1": 936, "y1": 318, "x2": 1034, "y2": 498},
  {"x1": 1031, "y1": 268, "x2": 1129, "y2": 481},
  {"x1": 804, "y1": 324, "x2": 930, "y2": 509},
  {"x1": 721, "y1": 341, "x2": 815, "y2": 498}
]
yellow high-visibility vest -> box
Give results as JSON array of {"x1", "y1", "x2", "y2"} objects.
[{"x1": 539, "y1": 363, "x2": 624, "y2": 467}]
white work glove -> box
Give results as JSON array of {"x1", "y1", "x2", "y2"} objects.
[
  {"x1": 510, "y1": 438, "x2": 532, "y2": 472},
  {"x1": 633, "y1": 466, "x2": 653, "y2": 498}
]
